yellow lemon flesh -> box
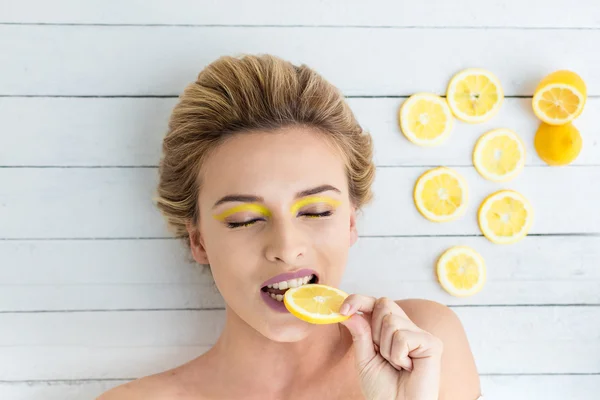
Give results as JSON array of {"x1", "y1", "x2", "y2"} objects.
[
  {"x1": 534, "y1": 122, "x2": 582, "y2": 166},
  {"x1": 414, "y1": 167, "x2": 468, "y2": 222},
  {"x1": 532, "y1": 70, "x2": 586, "y2": 125},
  {"x1": 437, "y1": 246, "x2": 486, "y2": 297},
  {"x1": 473, "y1": 128, "x2": 526, "y2": 182},
  {"x1": 478, "y1": 190, "x2": 533, "y2": 244},
  {"x1": 283, "y1": 284, "x2": 350, "y2": 324},
  {"x1": 399, "y1": 93, "x2": 454, "y2": 146},
  {"x1": 446, "y1": 68, "x2": 504, "y2": 123}
]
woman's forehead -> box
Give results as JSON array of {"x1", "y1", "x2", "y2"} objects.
[{"x1": 199, "y1": 129, "x2": 348, "y2": 203}]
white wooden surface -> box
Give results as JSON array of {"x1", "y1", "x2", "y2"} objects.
[
  {"x1": 1, "y1": 1, "x2": 599, "y2": 399},
  {"x1": 2, "y1": 26, "x2": 600, "y2": 97},
  {"x1": 1, "y1": 97, "x2": 599, "y2": 166},
  {"x1": 1, "y1": 0, "x2": 599, "y2": 28}
]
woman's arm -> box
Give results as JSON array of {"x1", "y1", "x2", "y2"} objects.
[{"x1": 395, "y1": 299, "x2": 483, "y2": 400}]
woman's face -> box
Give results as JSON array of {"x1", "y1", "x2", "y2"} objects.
[{"x1": 190, "y1": 127, "x2": 358, "y2": 342}]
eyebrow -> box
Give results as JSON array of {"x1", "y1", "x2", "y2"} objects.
[{"x1": 212, "y1": 184, "x2": 341, "y2": 209}]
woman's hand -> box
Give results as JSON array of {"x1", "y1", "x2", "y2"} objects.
[{"x1": 339, "y1": 295, "x2": 443, "y2": 400}]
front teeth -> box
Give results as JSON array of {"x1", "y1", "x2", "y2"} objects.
[{"x1": 268, "y1": 274, "x2": 314, "y2": 290}]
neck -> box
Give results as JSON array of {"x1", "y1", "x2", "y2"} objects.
[{"x1": 205, "y1": 305, "x2": 350, "y2": 394}]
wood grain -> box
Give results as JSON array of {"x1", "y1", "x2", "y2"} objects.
[
  {"x1": 2, "y1": 3, "x2": 599, "y2": 397},
  {"x1": 1, "y1": 307, "x2": 598, "y2": 380},
  {"x1": 2, "y1": 375, "x2": 599, "y2": 400},
  {"x1": 1, "y1": 167, "x2": 598, "y2": 238},
  {"x1": 1, "y1": 236, "x2": 599, "y2": 311},
  {"x1": 1, "y1": 25, "x2": 599, "y2": 96},
  {"x1": 2, "y1": 0, "x2": 599, "y2": 28},
  {"x1": 1, "y1": 97, "x2": 598, "y2": 167}
]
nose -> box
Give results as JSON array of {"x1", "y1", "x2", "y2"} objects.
[{"x1": 264, "y1": 217, "x2": 307, "y2": 266}]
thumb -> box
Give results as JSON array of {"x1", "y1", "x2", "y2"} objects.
[{"x1": 340, "y1": 313, "x2": 377, "y2": 368}]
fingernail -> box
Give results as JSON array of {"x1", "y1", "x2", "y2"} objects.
[{"x1": 340, "y1": 303, "x2": 350, "y2": 315}]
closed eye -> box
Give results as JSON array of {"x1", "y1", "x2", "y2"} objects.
[
  {"x1": 298, "y1": 211, "x2": 333, "y2": 218},
  {"x1": 227, "y1": 218, "x2": 264, "y2": 229},
  {"x1": 227, "y1": 211, "x2": 333, "y2": 228}
]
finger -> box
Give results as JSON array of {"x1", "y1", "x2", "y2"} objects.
[
  {"x1": 339, "y1": 294, "x2": 377, "y2": 316},
  {"x1": 378, "y1": 314, "x2": 419, "y2": 364},
  {"x1": 389, "y1": 329, "x2": 443, "y2": 372},
  {"x1": 339, "y1": 313, "x2": 377, "y2": 369},
  {"x1": 371, "y1": 298, "x2": 416, "y2": 347},
  {"x1": 389, "y1": 329, "x2": 415, "y2": 371}
]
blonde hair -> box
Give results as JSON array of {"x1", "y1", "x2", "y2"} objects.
[{"x1": 156, "y1": 54, "x2": 375, "y2": 250}]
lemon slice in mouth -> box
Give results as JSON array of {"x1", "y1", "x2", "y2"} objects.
[{"x1": 283, "y1": 284, "x2": 350, "y2": 324}]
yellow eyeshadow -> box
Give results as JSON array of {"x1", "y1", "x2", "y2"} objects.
[
  {"x1": 290, "y1": 196, "x2": 342, "y2": 215},
  {"x1": 213, "y1": 204, "x2": 272, "y2": 221}
]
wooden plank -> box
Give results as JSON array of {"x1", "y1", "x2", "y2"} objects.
[
  {"x1": 1, "y1": 166, "x2": 598, "y2": 239},
  {"x1": 1, "y1": 97, "x2": 599, "y2": 167},
  {"x1": 480, "y1": 375, "x2": 600, "y2": 400},
  {"x1": 363, "y1": 166, "x2": 600, "y2": 237},
  {"x1": 1, "y1": 236, "x2": 599, "y2": 311},
  {"x1": 0, "y1": 346, "x2": 211, "y2": 381},
  {"x1": 0, "y1": 98, "x2": 170, "y2": 167},
  {"x1": 341, "y1": 236, "x2": 600, "y2": 305},
  {"x1": 0, "y1": 168, "x2": 162, "y2": 239},
  {"x1": 0, "y1": 380, "x2": 128, "y2": 400},
  {"x1": 2, "y1": 375, "x2": 599, "y2": 400},
  {"x1": 0, "y1": 307, "x2": 598, "y2": 380},
  {"x1": 1, "y1": 25, "x2": 599, "y2": 96},
  {"x1": 1, "y1": 0, "x2": 598, "y2": 28}
]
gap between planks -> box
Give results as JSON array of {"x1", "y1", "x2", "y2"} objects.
[
  {"x1": 2, "y1": 233, "x2": 600, "y2": 241},
  {"x1": 3, "y1": 95, "x2": 600, "y2": 98},
  {"x1": 1, "y1": 372, "x2": 599, "y2": 384},
  {"x1": 1, "y1": 23, "x2": 600, "y2": 30},
  {"x1": 2, "y1": 304, "x2": 600, "y2": 314}
]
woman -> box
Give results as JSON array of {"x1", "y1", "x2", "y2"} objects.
[{"x1": 99, "y1": 54, "x2": 482, "y2": 400}]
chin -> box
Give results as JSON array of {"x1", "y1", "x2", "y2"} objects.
[{"x1": 260, "y1": 319, "x2": 314, "y2": 343}]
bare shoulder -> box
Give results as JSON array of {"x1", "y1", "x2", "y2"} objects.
[
  {"x1": 96, "y1": 367, "x2": 199, "y2": 400},
  {"x1": 395, "y1": 298, "x2": 483, "y2": 400},
  {"x1": 96, "y1": 375, "x2": 174, "y2": 400},
  {"x1": 395, "y1": 298, "x2": 459, "y2": 331}
]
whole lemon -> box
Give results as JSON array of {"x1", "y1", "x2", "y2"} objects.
[
  {"x1": 534, "y1": 122, "x2": 582, "y2": 166},
  {"x1": 532, "y1": 70, "x2": 587, "y2": 125}
]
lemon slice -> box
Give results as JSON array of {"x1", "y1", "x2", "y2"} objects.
[
  {"x1": 437, "y1": 246, "x2": 486, "y2": 297},
  {"x1": 399, "y1": 93, "x2": 454, "y2": 146},
  {"x1": 532, "y1": 70, "x2": 586, "y2": 125},
  {"x1": 473, "y1": 128, "x2": 526, "y2": 182},
  {"x1": 283, "y1": 284, "x2": 350, "y2": 324},
  {"x1": 478, "y1": 190, "x2": 533, "y2": 244},
  {"x1": 446, "y1": 68, "x2": 504, "y2": 123},
  {"x1": 414, "y1": 167, "x2": 468, "y2": 222}
]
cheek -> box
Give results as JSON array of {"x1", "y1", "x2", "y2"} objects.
[
  {"x1": 208, "y1": 239, "x2": 258, "y2": 298},
  {"x1": 309, "y1": 216, "x2": 351, "y2": 251},
  {"x1": 309, "y1": 220, "x2": 351, "y2": 286},
  {"x1": 204, "y1": 228, "x2": 259, "y2": 274}
]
